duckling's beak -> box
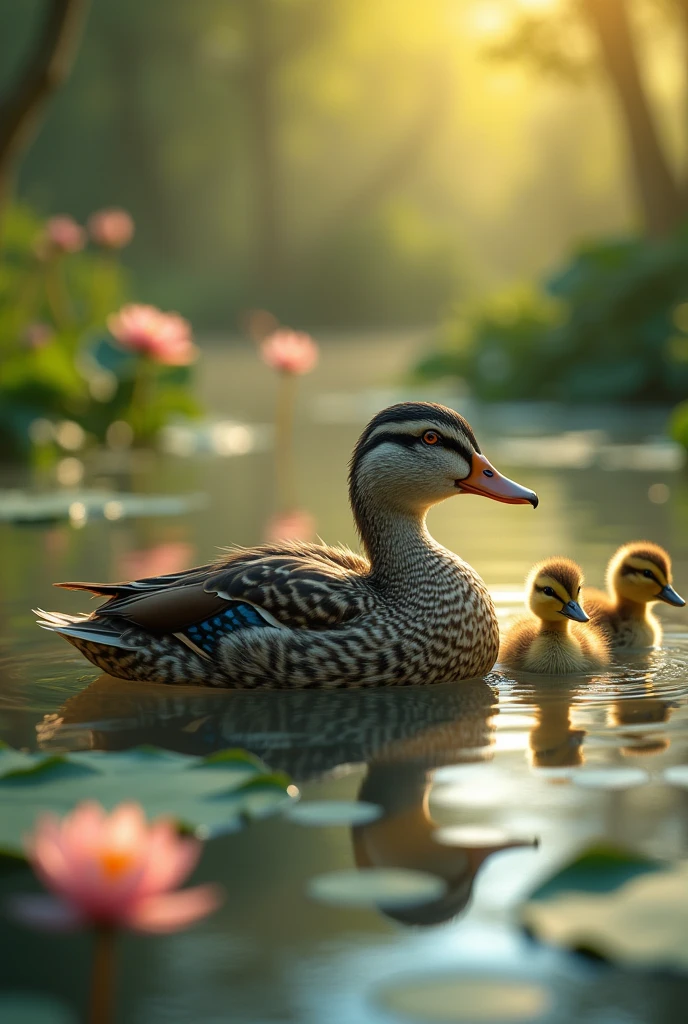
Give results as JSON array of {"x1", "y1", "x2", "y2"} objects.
[
  {"x1": 456, "y1": 453, "x2": 538, "y2": 507},
  {"x1": 560, "y1": 600, "x2": 589, "y2": 623},
  {"x1": 658, "y1": 584, "x2": 686, "y2": 607}
]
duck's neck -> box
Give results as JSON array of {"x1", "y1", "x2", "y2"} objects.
[
  {"x1": 354, "y1": 495, "x2": 438, "y2": 583},
  {"x1": 615, "y1": 596, "x2": 650, "y2": 620},
  {"x1": 538, "y1": 619, "x2": 570, "y2": 635}
]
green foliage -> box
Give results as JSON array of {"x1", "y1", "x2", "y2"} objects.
[
  {"x1": 0, "y1": 205, "x2": 201, "y2": 457},
  {"x1": 0, "y1": 744, "x2": 296, "y2": 858},
  {"x1": 669, "y1": 399, "x2": 688, "y2": 449},
  {"x1": 419, "y1": 230, "x2": 688, "y2": 404}
]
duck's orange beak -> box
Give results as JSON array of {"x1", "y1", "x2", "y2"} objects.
[{"x1": 456, "y1": 453, "x2": 538, "y2": 508}]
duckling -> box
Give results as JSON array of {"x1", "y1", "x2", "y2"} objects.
[
  {"x1": 585, "y1": 541, "x2": 685, "y2": 650},
  {"x1": 500, "y1": 558, "x2": 609, "y2": 674}
]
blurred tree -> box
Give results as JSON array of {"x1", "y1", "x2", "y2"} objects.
[
  {"x1": 0, "y1": 0, "x2": 88, "y2": 234},
  {"x1": 487, "y1": 0, "x2": 688, "y2": 237},
  {"x1": 1, "y1": 0, "x2": 465, "y2": 326}
]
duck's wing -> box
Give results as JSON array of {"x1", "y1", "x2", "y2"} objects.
[
  {"x1": 203, "y1": 548, "x2": 372, "y2": 628},
  {"x1": 55, "y1": 543, "x2": 372, "y2": 633}
]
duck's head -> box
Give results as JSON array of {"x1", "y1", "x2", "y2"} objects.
[
  {"x1": 526, "y1": 557, "x2": 589, "y2": 623},
  {"x1": 349, "y1": 402, "x2": 538, "y2": 523},
  {"x1": 608, "y1": 542, "x2": 685, "y2": 608}
]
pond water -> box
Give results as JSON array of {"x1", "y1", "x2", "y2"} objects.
[{"x1": 1, "y1": 335, "x2": 688, "y2": 1022}]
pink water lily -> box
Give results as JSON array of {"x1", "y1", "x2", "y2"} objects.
[
  {"x1": 44, "y1": 215, "x2": 85, "y2": 253},
  {"x1": 260, "y1": 328, "x2": 318, "y2": 375},
  {"x1": 108, "y1": 304, "x2": 198, "y2": 366},
  {"x1": 11, "y1": 801, "x2": 222, "y2": 933},
  {"x1": 88, "y1": 208, "x2": 135, "y2": 249}
]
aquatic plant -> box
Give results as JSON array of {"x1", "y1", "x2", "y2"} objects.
[
  {"x1": 258, "y1": 322, "x2": 319, "y2": 511},
  {"x1": 10, "y1": 801, "x2": 222, "y2": 1024},
  {"x1": 11, "y1": 801, "x2": 222, "y2": 933},
  {"x1": 418, "y1": 230, "x2": 688, "y2": 405},
  {"x1": 87, "y1": 209, "x2": 135, "y2": 250},
  {"x1": 0, "y1": 204, "x2": 202, "y2": 457}
]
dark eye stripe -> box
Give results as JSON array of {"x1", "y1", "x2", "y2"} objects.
[
  {"x1": 621, "y1": 565, "x2": 660, "y2": 583},
  {"x1": 354, "y1": 431, "x2": 473, "y2": 464}
]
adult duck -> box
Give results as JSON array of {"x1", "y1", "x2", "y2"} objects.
[{"x1": 36, "y1": 402, "x2": 538, "y2": 688}]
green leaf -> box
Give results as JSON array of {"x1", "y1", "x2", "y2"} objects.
[
  {"x1": 529, "y1": 841, "x2": 663, "y2": 902},
  {"x1": 0, "y1": 745, "x2": 296, "y2": 855},
  {"x1": 520, "y1": 842, "x2": 688, "y2": 972},
  {"x1": 0, "y1": 756, "x2": 100, "y2": 784},
  {"x1": 196, "y1": 748, "x2": 267, "y2": 771}
]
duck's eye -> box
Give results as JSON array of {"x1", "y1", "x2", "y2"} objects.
[
  {"x1": 543, "y1": 587, "x2": 556, "y2": 597},
  {"x1": 642, "y1": 570, "x2": 656, "y2": 580},
  {"x1": 422, "y1": 431, "x2": 440, "y2": 445}
]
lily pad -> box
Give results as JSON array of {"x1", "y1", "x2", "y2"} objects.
[
  {"x1": 433, "y1": 826, "x2": 521, "y2": 847},
  {"x1": 520, "y1": 842, "x2": 688, "y2": 971},
  {"x1": 528, "y1": 842, "x2": 662, "y2": 902},
  {"x1": 285, "y1": 800, "x2": 383, "y2": 827},
  {"x1": 0, "y1": 995, "x2": 77, "y2": 1024},
  {"x1": 663, "y1": 765, "x2": 688, "y2": 788},
  {"x1": 570, "y1": 767, "x2": 649, "y2": 791},
  {"x1": 374, "y1": 975, "x2": 552, "y2": 1022},
  {"x1": 522, "y1": 860, "x2": 688, "y2": 971},
  {"x1": 0, "y1": 745, "x2": 296, "y2": 856},
  {"x1": 0, "y1": 489, "x2": 206, "y2": 524},
  {"x1": 306, "y1": 868, "x2": 447, "y2": 909}
]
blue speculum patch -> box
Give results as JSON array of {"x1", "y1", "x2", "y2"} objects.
[{"x1": 184, "y1": 602, "x2": 270, "y2": 655}]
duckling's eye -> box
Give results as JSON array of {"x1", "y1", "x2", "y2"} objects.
[
  {"x1": 642, "y1": 570, "x2": 656, "y2": 580},
  {"x1": 422, "y1": 431, "x2": 440, "y2": 445},
  {"x1": 543, "y1": 587, "x2": 556, "y2": 597}
]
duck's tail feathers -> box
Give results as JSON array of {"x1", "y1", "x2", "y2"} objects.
[
  {"x1": 52, "y1": 581, "x2": 123, "y2": 597},
  {"x1": 33, "y1": 609, "x2": 138, "y2": 650}
]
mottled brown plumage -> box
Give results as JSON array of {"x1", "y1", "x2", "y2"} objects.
[
  {"x1": 500, "y1": 557, "x2": 610, "y2": 674},
  {"x1": 36, "y1": 402, "x2": 538, "y2": 688},
  {"x1": 585, "y1": 541, "x2": 685, "y2": 650}
]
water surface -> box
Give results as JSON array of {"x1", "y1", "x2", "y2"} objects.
[{"x1": 1, "y1": 336, "x2": 688, "y2": 1022}]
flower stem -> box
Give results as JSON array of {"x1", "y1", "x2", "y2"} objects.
[
  {"x1": 274, "y1": 370, "x2": 296, "y2": 509},
  {"x1": 44, "y1": 254, "x2": 72, "y2": 331},
  {"x1": 128, "y1": 356, "x2": 156, "y2": 443},
  {"x1": 89, "y1": 926, "x2": 116, "y2": 1024}
]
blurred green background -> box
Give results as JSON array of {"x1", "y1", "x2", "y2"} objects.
[{"x1": 2, "y1": 0, "x2": 688, "y2": 452}]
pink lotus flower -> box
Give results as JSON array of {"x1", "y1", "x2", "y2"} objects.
[
  {"x1": 88, "y1": 208, "x2": 135, "y2": 249},
  {"x1": 44, "y1": 215, "x2": 85, "y2": 253},
  {"x1": 260, "y1": 329, "x2": 318, "y2": 375},
  {"x1": 11, "y1": 801, "x2": 222, "y2": 933},
  {"x1": 265, "y1": 508, "x2": 315, "y2": 543},
  {"x1": 118, "y1": 541, "x2": 194, "y2": 581},
  {"x1": 107, "y1": 304, "x2": 198, "y2": 366},
  {"x1": 23, "y1": 322, "x2": 54, "y2": 349}
]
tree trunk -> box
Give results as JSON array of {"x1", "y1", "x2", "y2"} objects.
[
  {"x1": 579, "y1": 0, "x2": 686, "y2": 236},
  {"x1": 0, "y1": 0, "x2": 89, "y2": 232},
  {"x1": 673, "y1": 0, "x2": 688, "y2": 188}
]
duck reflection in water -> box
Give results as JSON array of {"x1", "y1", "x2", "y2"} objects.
[
  {"x1": 37, "y1": 674, "x2": 538, "y2": 927},
  {"x1": 504, "y1": 671, "x2": 676, "y2": 769}
]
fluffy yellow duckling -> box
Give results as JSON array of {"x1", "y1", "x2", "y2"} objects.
[
  {"x1": 585, "y1": 542, "x2": 685, "y2": 650},
  {"x1": 500, "y1": 558, "x2": 609, "y2": 674}
]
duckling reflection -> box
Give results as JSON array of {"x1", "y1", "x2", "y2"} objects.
[
  {"x1": 607, "y1": 685, "x2": 675, "y2": 757},
  {"x1": 36, "y1": 673, "x2": 497, "y2": 781},
  {"x1": 503, "y1": 672, "x2": 676, "y2": 770},
  {"x1": 351, "y1": 755, "x2": 537, "y2": 926},
  {"x1": 527, "y1": 695, "x2": 585, "y2": 768}
]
